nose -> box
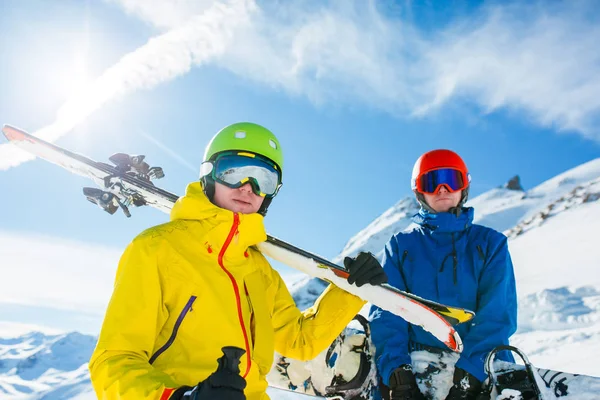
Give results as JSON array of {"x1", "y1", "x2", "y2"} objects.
[
  {"x1": 238, "y1": 182, "x2": 253, "y2": 193},
  {"x1": 437, "y1": 185, "x2": 449, "y2": 194}
]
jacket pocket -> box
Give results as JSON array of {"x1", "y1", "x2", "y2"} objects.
[{"x1": 149, "y1": 295, "x2": 197, "y2": 364}]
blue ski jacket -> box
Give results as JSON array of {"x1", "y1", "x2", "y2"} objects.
[{"x1": 370, "y1": 207, "x2": 517, "y2": 384}]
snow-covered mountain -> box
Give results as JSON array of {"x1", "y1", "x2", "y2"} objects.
[
  {"x1": 0, "y1": 332, "x2": 95, "y2": 399},
  {"x1": 333, "y1": 197, "x2": 421, "y2": 263},
  {"x1": 2, "y1": 158, "x2": 600, "y2": 399}
]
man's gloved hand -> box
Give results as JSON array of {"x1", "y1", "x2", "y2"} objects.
[
  {"x1": 171, "y1": 369, "x2": 246, "y2": 400},
  {"x1": 445, "y1": 368, "x2": 482, "y2": 400},
  {"x1": 389, "y1": 364, "x2": 426, "y2": 400},
  {"x1": 344, "y1": 252, "x2": 388, "y2": 287},
  {"x1": 171, "y1": 347, "x2": 247, "y2": 400}
]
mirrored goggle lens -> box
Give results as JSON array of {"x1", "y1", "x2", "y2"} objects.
[
  {"x1": 214, "y1": 154, "x2": 281, "y2": 196},
  {"x1": 418, "y1": 168, "x2": 466, "y2": 193}
]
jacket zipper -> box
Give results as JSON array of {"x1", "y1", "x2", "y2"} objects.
[
  {"x1": 149, "y1": 295, "x2": 197, "y2": 364},
  {"x1": 217, "y1": 212, "x2": 252, "y2": 378}
]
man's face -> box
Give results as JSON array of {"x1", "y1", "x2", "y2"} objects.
[
  {"x1": 422, "y1": 185, "x2": 462, "y2": 213},
  {"x1": 212, "y1": 182, "x2": 264, "y2": 214}
]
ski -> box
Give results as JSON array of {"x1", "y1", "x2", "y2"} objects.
[
  {"x1": 263, "y1": 236, "x2": 475, "y2": 326},
  {"x1": 2, "y1": 124, "x2": 474, "y2": 353}
]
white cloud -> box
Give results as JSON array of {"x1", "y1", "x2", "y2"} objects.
[
  {"x1": 107, "y1": 0, "x2": 218, "y2": 30},
  {"x1": 95, "y1": 0, "x2": 600, "y2": 138},
  {"x1": 219, "y1": 1, "x2": 600, "y2": 138},
  {"x1": 0, "y1": 321, "x2": 64, "y2": 338},
  {"x1": 3, "y1": 0, "x2": 600, "y2": 170},
  {"x1": 0, "y1": 230, "x2": 120, "y2": 316},
  {"x1": 416, "y1": 3, "x2": 600, "y2": 136}
]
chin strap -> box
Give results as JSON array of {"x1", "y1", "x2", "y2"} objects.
[
  {"x1": 257, "y1": 197, "x2": 271, "y2": 216},
  {"x1": 415, "y1": 192, "x2": 438, "y2": 213},
  {"x1": 201, "y1": 176, "x2": 215, "y2": 201}
]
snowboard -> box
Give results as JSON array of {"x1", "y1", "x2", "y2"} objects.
[
  {"x1": 410, "y1": 344, "x2": 600, "y2": 400},
  {"x1": 270, "y1": 324, "x2": 600, "y2": 399}
]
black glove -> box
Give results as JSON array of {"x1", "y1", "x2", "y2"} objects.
[
  {"x1": 445, "y1": 368, "x2": 482, "y2": 400},
  {"x1": 172, "y1": 347, "x2": 247, "y2": 400},
  {"x1": 344, "y1": 252, "x2": 388, "y2": 287},
  {"x1": 389, "y1": 364, "x2": 426, "y2": 400}
]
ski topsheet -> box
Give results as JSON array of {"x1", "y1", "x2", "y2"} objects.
[{"x1": 2, "y1": 124, "x2": 475, "y2": 352}]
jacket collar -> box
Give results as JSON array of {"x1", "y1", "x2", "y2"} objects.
[
  {"x1": 413, "y1": 207, "x2": 474, "y2": 233},
  {"x1": 170, "y1": 182, "x2": 267, "y2": 249}
]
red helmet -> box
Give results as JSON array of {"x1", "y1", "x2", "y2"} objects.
[{"x1": 411, "y1": 149, "x2": 471, "y2": 210}]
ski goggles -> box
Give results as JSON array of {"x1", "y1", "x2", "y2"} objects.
[
  {"x1": 412, "y1": 168, "x2": 470, "y2": 194},
  {"x1": 200, "y1": 151, "x2": 282, "y2": 198}
]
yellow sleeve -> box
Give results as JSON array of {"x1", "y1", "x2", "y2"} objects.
[
  {"x1": 89, "y1": 239, "x2": 180, "y2": 399},
  {"x1": 271, "y1": 273, "x2": 366, "y2": 361}
]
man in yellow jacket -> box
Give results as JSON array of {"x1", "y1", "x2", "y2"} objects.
[{"x1": 89, "y1": 122, "x2": 388, "y2": 400}]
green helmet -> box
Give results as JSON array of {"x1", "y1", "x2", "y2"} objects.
[
  {"x1": 203, "y1": 122, "x2": 283, "y2": 173},
  {"x1": 201, "y1": 122, "x2": 284, "y2": 216}
]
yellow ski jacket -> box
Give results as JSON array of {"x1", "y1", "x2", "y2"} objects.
[{"x1": 89, "y1": 182, "x2": 366, "y2": 399}]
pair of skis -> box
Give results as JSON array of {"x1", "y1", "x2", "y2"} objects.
[{"x1": 1, "y1": 124, "x2": 474, "y2": 353}]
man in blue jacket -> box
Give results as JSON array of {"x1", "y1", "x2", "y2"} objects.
[{"x1": 369, "y1": 149, "x2": 517, "y2": 400}]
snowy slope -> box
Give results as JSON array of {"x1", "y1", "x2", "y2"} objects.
[
  {"x1": 509, "y1": 196, "x2": 600, "y2": 376},
  {"x1": 333, "y1": 197, "x2": 420, "y2": 263},
  {"x1": 471, "y1": 158, "x2": 600, "y2": 237},
  {"x1": 1, "y1": 158, "x2": 600, "y2": 399},
  {"x1": 0, "y1": 332, "x2": 96, "y2": 399}
]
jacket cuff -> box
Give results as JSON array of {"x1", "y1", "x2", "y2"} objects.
[
  {"x1": 455, "y1": 357, "x2": 487, "y2": 382},
  {"x1": 380, "y1": 354, "x2": 412, "y2": 386}
]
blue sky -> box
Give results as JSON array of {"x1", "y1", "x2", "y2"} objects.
[{"x1": 1, "y1": 0, "x2": 600, "y2": 283}]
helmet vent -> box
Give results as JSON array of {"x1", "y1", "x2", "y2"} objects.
[
  {"x1": 269, "y1": 139, "x2": 277, "y2": 149},
  {"x1": 234, "y1": 131, "x2": 246, "y2": 139}
]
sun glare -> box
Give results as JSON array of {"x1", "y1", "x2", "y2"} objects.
[{"x1": 65, "y1": 55, "x2": 90, "y2": 99}]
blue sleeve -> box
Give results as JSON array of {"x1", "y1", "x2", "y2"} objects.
[
  {"x1": 368, "y1": 236, "x2": 411, "y2": 386},
  {"x1": 455, "y1": 236, "x2": 517, "y2": 382}
]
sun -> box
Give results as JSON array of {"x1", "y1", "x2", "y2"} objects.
[{"x1": 64, "y1": 55, "x2": 90, "y2": 99}]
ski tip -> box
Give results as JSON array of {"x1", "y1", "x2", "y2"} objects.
[
  {"x1": 448, "y1": 331, "x2": 464, "y2": 353},
  {"x1": 438, "y1": 308, "x2": 476, "y2": 326},
  {"x1": 2, "y1": 125, "x2": 31, "y2": 142}
]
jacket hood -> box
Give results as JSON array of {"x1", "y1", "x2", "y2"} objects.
[
  {"x1": 170, "y1": 182, "x2": 267, "y2": 249},
  {"x1": 413, "y1": 207, "x2": 474, "y2": 233}
]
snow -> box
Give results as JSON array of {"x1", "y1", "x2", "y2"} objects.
[
  {"x1": 2, "y1": 158, "x2": 600, "y2": 398},
  {"x1": 509, "y1": 199, "x2": 600, "y2": 295},
  {"x1": 0, "y1": 332, "x2": 95, "y2": 399},
  {"x1": 288, "y1": 276, "x2": 329, "y2": 311},
  {"x1": 333, "y1": 197, "x2": 420, "y2": 263}
]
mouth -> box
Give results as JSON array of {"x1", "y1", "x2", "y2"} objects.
[
  {"x1": 436, "y1": 198, "x2": 452, "y2": 202},
  {"x1": 232, "y1": 199, "x2": 252, "y2": 206}
]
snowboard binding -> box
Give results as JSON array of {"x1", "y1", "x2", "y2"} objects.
[
  {"x1": 270, "y1": 314, "x2": 376, "y2": 400},
  {"x1": 323, "y1": 314, "x2": 377, "y2": 399},
  {"x1": 480, "y1": 345, "x2": 544, "y2": 400}
]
